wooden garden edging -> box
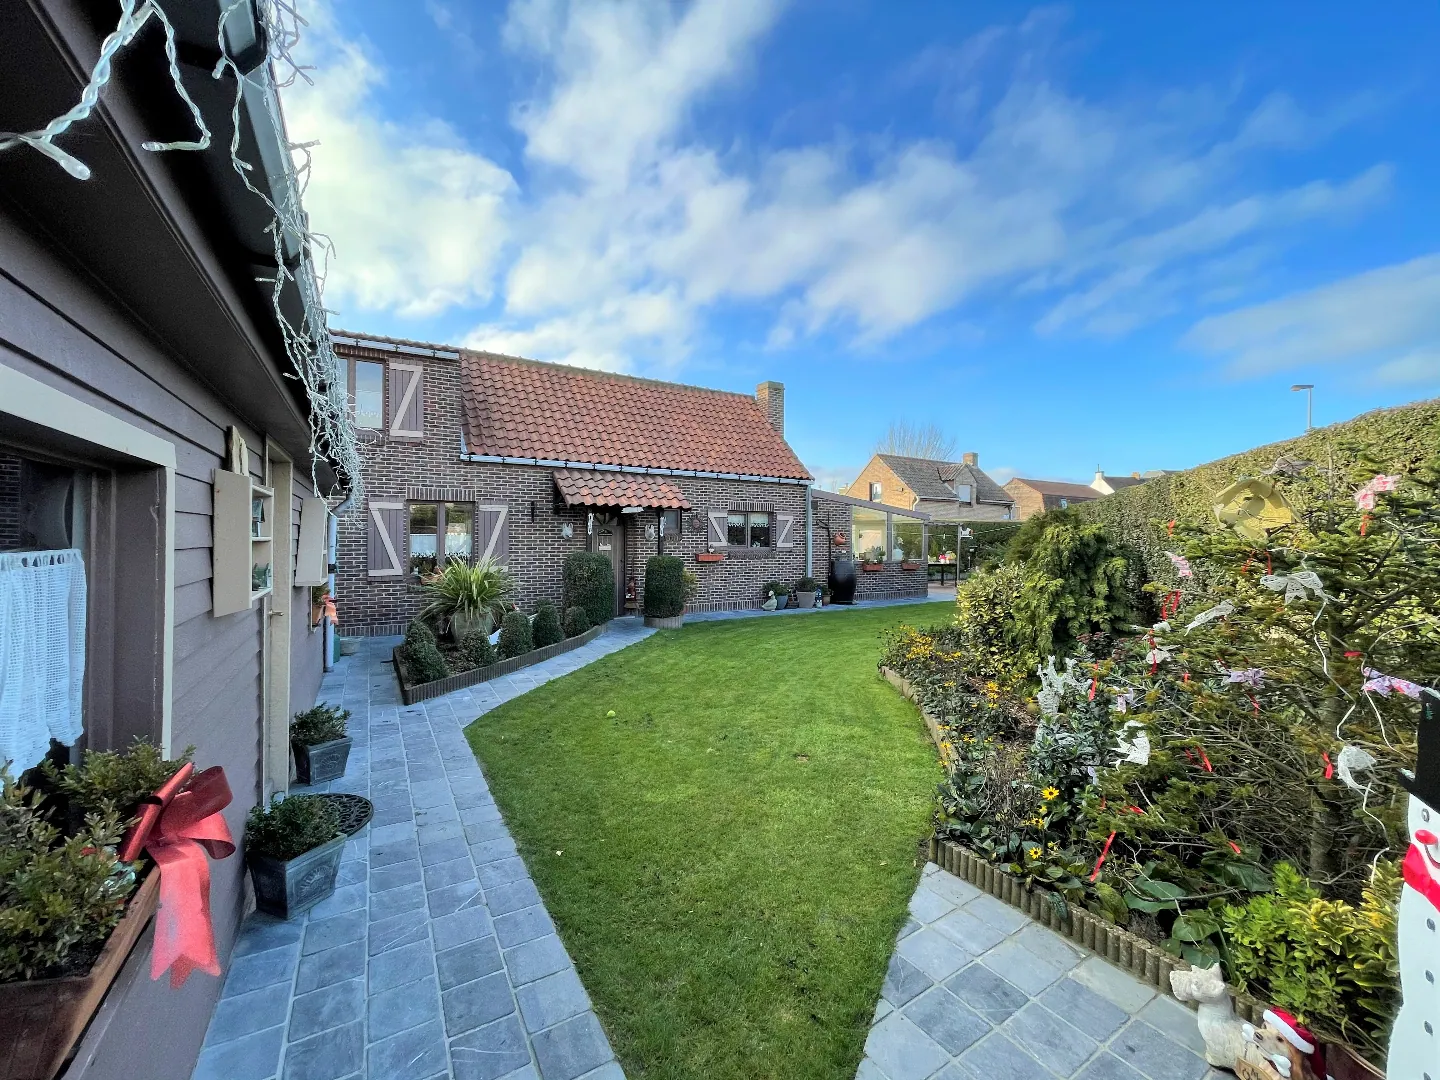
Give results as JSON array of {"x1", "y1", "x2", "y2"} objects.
[{"x1": 395, "y1": 622, "x2": 606, "y2": 705}]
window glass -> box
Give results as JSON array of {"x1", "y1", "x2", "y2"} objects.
[
  {"x1": 747, "y1": 512, "x2": 771, "y2": 548},
  {"x1": 727, "y1": 513, "x2": 747, "y2": 546},
  {"x1": 409, "y1": 503, "x2": 438, "y2": 577},
  {"x1": 929, "y1": 523, "x2": 958, "y2": 562},
  {"x1": 956, "y1": 483, "x2": 973, "y2": 503},
  {"x1": 444, "y1": 503, "x2": 473, "y2": 561},
  {"x1": 660, "y1": 509, "x2": 681, "y2": 538},
  {"x1": 869, "y1": 482, "x2": 882, "y2": 501},
  {"x1": 354, "y1": 361, "x2": 384, "y2": 430},
  {"x1": 894, "y1": 520, "x2": 925, "y2": 561},
  {"x1": 853, "y1": 508, "x2": 887, "y2": 561}
]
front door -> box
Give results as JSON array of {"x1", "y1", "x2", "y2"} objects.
[{"x1": 594, "y1": 518, "x2": 624, "y2": 616}]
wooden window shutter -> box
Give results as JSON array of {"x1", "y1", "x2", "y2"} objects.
[
  {"x1": 707, "y1": 511, "x2": 727, "y2": 545},
  {"x1": 368, "y1": 500, "x2": 405, "y2": 577},
  {"x1": 295, "y1": 497, "x2": 329, "y2": 585},
  {"x1": 387, "y1": 363, "x2": 424, "y2": 438},
  {"x1": 776, "y1": 512, "x2": 795, "y2": 549},
  {"x1": 477, "y1": 504, "x2": 509, "y2": 564}
]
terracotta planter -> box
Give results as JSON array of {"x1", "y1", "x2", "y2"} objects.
[
  {"x1": 860, "y1": 562, "x2": 885, "y2": 572},
  {"x1": 248, "y1": 834, "x2": 346, "y2": 920},
  {"x1": 901, "y1": 562, "x2": 922, "y2": 571},
  {"x1": 696, "y1": 552, "x2": 725, "y2": 563},
  {"x1": 292, "y1": 736, "x2": 352, "y2": 786},
  {"x1": 0, "y1": 871, "x2": 160, "y2": 1080}
]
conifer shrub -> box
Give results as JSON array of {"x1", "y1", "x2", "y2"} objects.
[
  {"x1": 244, "y1": 794, "x2": 342, "y2": 862},
  {"x1": 290, "y1": 704, "x2": 349, "y2": 746},
  {"x1": 458, "y1": 629, "x2": 497, "y2": 670}
]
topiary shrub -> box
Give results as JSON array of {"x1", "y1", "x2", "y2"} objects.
[
  {"x1": 400, "y1": 637, "x2": 449, "y2": 685},
  {"x1": 290, "y1": 704, "x2": 349, "y2": 746},
  {"x1": 457, "y1": 629, "x2": 496, "y2": 671},
  {"x1": 244, "y1": 794, "x2": 342, "y2": 862},
  {"x1": 564, "y1": 551, "x2": 614, "y2": 628},
  {"x1": 643, "y1": 555, "x2": 686, "y2": 618},
  {"x1": 404, "y1": 619, "x2": 437, "y2": 649},
  {"x1": 533, "y1": 602, "x2": 564, "y2": 647},
  {"x1": 498, "y1": 610, "x2": 533, "y2": 659},
  {"x1": 563, "y1": 605, "x2": 590, "y2": 638}
]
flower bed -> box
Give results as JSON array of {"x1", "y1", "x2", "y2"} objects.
[{"x1": 393, "y1": 621, "x2": 605, "y2": 705}]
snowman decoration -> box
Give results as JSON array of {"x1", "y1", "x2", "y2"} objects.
[{"x1": 1389, "y1": 687, "x2": 1440, "y2": 1079}]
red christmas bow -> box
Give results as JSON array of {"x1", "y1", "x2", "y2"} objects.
[{"x1": 118, "y1": 764, "x2": 235, "y2": 987}]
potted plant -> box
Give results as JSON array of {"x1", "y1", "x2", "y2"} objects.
[
  {"x1": 794, "y1": 576, "x2": 817, "y2": 608},
  {"x1": 860, "y1": 547, "x2": 886, "y2": 571},
  {"x1": 643, "y1": 555, "x2": 686, "y2": 628},
  {"x1": 900, "y1": 558, "x2": 923, "y2": 571},
  {"x1": 290, "y1": 704, "x2": 352, "y2": 785},
  {"x1": 245, "y1": 794, "x2": 345, "y2": 919},
  {"x1": 762, "y1": 581, "x2": 789, "y2": 610},
  {"x1": 696, "y1": 548, "x2": 725, "y2": 563},
  {"x1": 819, "y1": 583, "x2": 832, "y2": 606},
  {"x1": 417, "y1": 557, "x2": 516, "y2": 641}
]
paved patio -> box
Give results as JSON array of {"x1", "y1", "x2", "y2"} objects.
[
  {"x1": 192, "y1": 619, "x2": 653, "y2": 1080},
  {"x1": 860, "y1": 864, "x2": 1223, "y2": 1080}
]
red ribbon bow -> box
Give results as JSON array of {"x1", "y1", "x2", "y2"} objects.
[{"x1": 118, "y1": 764, "x2": 235, "y2": 987}]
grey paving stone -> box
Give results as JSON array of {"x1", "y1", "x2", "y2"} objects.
[
  {"x1": 908, "y1": 885, "x2": 956, "y2": 924},
  {"x1": 367, "y1": 1017, "x2": 450, "y2": 1080},
  {"x1": 464, "y1": 817, "x2": 512, "y2": 845},
  {"x1": 295, "y1": 940, "x2": 366, "y2": 994},
  {"x1": 901, "y1": 986, "x2": 989, "y2": 1055},
  {"x1": 370, "y1": 881, "x2": 428, "y2": 922},
  {"x1": 369, "y1": 907, "x2": 431, "y2": 955},
  {"x1": 1069, "y1": 956, "x2": 1156, "y2": 1014},
  {"x1": 517, "y1": 967, "x2": 590, "y2": 1033},
  {"x1": 1003, "y1": 1001, "x2": 1098, "y2": 1074},
  {"x1": 336, "y1": 856, "x2": 369, "y2": 887},
  {"x1": 232, "y1": 914, "x2": 305, "y2": 957},
  {"x1": 1012, "y1": 921, "x2": 1084, "y2": 972},
  {"x1": 371, "y1": 858, "x2": 425, "y2": 893},
  {"x1": 425, "y1": 855, "x2": 479, "y2": 891},
  {"x1": 576, "y1": 1064, "x2": 624, "y2": 1080},
  {"x1": 443, "y1": 970, "x2": 518, "y2": 1036},
  {"x1": 438, "y1": 936, "x2": 505, "y2": 991},
  {"x1": 418, "y1": 836, "x2": 470, "y2": 866},
  {"x1": 471, "y1": 836, "x2": 520, "y2": 865},
  {"x1": 457, "y1": 795, "x2": 502, "y2": 818},
  {"x1": 896, "y1": 926, "x2": 972, "y2": 982},
  {"x1": 191, "y1": 1024, "x2": 285, "y2": 1080},
  {"x1": 289, "y1": 978, "x2": 365, "y2": 1042},
  {"x1": 307, "y1": 882, "x2": 367, "y2": 920},
  {"x1": 1039, "y1": 976, "x2": 1130, "y2": 1040},
  {"x1": 896, "y1": 916, "x2": 922, "y2": 941},
  {"x1": 954, "y1": 1031, "x2": 1055, "y2": 1080},
  {"x1": 1109, "y1": 1020, "x2": 1209, "y2": 1080},
  {"x1": 369, "y1": 974, "x2": 444, "y2": 1041},
  {"x1": 922, "y1": 868, "x2": 983, "y2": 907},
  {"x1": 933, "y1": 907, "x2": 1006, "y2": 955},
  {"x1": 874, "y1": 998, "x2": 893, "y2": 1022},
  {"x1": 862, "y1": 1012, "x2": 951, "y2": 1080},
  {"x1": 369, "y1": 939, "x2": 436, "y2": 993},
  {"x1": 494, "y1": 904, "x2": 555, "y2": 949},
  {"x1": 436, "y1": 904, "x2": 498, "y2": 951},
  {"x1": 1138, "y1": 994, "x2": 1207, "y2": 1057},
  {"x1": 485, "y1": 878, "x2": 542, "y2": 917},
  {"x1": 221, "y1": 946, "x2": 301, "y2": 997},
  {"x1": 418, "y1": 820, "x2": 466, "y2": 845},
  {"x1": 203, "y1": 983, "x2": 292, "y2": 1045},
  {"x1": 429, "y1": 879, "x2": 487, "y2": 918},
  {"x1": 369, "y1": 821, "x2": 418, "y2": 846},
  {"x1": 880, "y1": 953, "x2": 933, "y2": 1009},
  {"x1": 504, "y1": 934, "x2": 573, "y2": 987},
  {"x1": 530, "y1": 1012, "x2": 614, "y2": 1080},
  {"x1": 449, "y1": 1013, "x2": 532, "y2": 1080},
  {"x1": 965, "y1": 892, "x2": 1030, "y2": 934},
  {"x1": 1074, "y1": 1053, "x2": 1149, "y2": 1080},
  {"x1": 978, "y1": 938, "x2": 1065, "y2": 996},
  {"x1": 282, "y1": 1020, "x2": 364, "y2": 1080}
]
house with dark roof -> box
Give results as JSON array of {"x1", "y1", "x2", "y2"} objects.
[
  {"x1": 847, "y1": 452, "x2": 1015, "y2": 522},
  {"x1": 1090, "y1": 468, "x2": 1174, "y2": 495},
  {"x1": 332, "y1": 332, "x2": 929, "y2": 630},
  {"x1": 1003, "y1": 478, "x2": 1100, "y2": 520}
]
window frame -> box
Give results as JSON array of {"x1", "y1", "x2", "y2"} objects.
[
  {"x1": 406, "y1": 500, "x2": 475, "y2": 578},
  {"x1": 869, "y1": 481, "x2": 882, "y2": 502},
  {"x1": 722, "y1": 509, "x2": 776, "y2": 550},
  {"x1": 348, "y1": 357, "x2": 386, "y2": 434}
]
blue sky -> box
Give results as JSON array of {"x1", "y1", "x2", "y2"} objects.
[{"x1": 284, "y1": 1, "x2": 1440, "y2": 488}]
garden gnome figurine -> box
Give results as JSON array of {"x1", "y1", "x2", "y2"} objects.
[{"x1": 1387, "y1": 687, "x2": 1440, "y2": 1079}]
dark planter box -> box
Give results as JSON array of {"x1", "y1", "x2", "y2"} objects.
[
  {"x1": 292, "y1": 736, "x2": 352, "y2": 786},
  {"x1": 248, "y1": 834, "x2": 347, "y2": 920},
  {"x1": 394, "y1": 621, "x2": 606, "y2": 705}
]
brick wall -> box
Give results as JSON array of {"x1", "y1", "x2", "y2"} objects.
[{"x1": 848, "y1": 456, "x2": 913, "y2": 508}]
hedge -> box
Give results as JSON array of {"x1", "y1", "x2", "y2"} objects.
[
  {"x1": 564, "y1": 551, "x2": 615, "y2": 628},
  {"x1": 643, "y1": 555, "x2": 685, "y2": 618}
]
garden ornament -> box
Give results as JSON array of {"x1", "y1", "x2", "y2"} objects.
[
  {"x1": 1165, "y1": 550, "x2": 1194, "y2": 578},
  {"x1": 1213, "y1": 477, "x2": 1295, "y2": 542},
  {"x1": 1334, "y1": 744, "x2": 1376, "y2": 793},
  {"x1": 1259, "y1": 571, "x2": 1328, "y2": 605},
  {"x1": 1114, "y1": 720, "x2": 1150, "y2": 765},
  {"x1": 1353, "y1": 473, "x2": 1399, "y2": 511},
  {"x1": 1229, "y1": 1009, "x2": 1324, "y2": 1080},
  {"x1": 1225, "y1": 667, "x2": 1264, "y2": 689},
  {"x1": 1262, "y1": 455, "x2": 1312, "y2": 477},
  {"x1": 1036, "y1": 656, "x2": 1086, "y2": 717},
  {"x1": 1362, "y1": 666, "x2": 1424, "y2": 699},
  {"x1": 1169, "y1": 965, "x2": 1244, "y2": 1069},
  {"x1": 1185, "y1": 600, "x2": 1234, "y2": 632}
]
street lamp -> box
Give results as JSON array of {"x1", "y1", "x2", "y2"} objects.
[{"x1": 1291, "y1": 384, "x2": 1314, "y2": 431}]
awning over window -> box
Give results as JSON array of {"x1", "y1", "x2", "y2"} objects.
[{"x1": 553, "y1": 470, "x2": 692, "y2": 510}]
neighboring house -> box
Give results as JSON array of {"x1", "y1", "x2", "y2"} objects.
[
  {"x1": 0, "y1": 5, "x2": 348, "y2": 1078},
  {"x1": 848, "y1": 452, "x2": 1015, "y2": 522},
  {"x1": 335, "y1": 332, "x2": 840, "y2": 629},
  {"x1": 1090, "y1": 468, "x2": 1173, "y2": 495},
  {"x1": 1003, "y1": 478, "x2": 1100, "y2": 520}
]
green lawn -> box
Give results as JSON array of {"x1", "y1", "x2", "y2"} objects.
[{"x1": 464, "y1": 603, "x2": 950, "y2": 1080}]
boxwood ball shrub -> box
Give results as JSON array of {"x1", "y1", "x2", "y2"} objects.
[
  {"x1": 564, "y1": 551, "x2": 615, "y2": 628},
  {"x1": 563, "y1": 605, "x2": 590, "y2": 638},
  {"x1": 499, "y1": 609, "x2": 534, "y2": 659},
  {"x1": 400, "y1": 623, "x2": 449, "y2": 684},
  {"x1": 643, "y1": 555, "x2": 686, "y2": 618},
  {"x1": 244, "y1": 794, "x2": 342, "y2": 861},
  {"x1": 533, "y1": 602, "x2": 564, "y2": 647},
  {"x1": 404, "y1": 619, "x2": 437, "y2": 649},
  {"x1": 458, "y1": 629, "x2": 497, "y2": 671}
]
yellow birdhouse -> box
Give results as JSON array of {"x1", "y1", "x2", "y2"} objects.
[{"x1": 1212, "y1": 477, "x2": 1295, "y2": 543}]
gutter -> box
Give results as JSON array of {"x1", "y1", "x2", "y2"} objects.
[
  {"x1": 458, "y1": 451, "x2": 811, "y2": 486},
  {"x1": 323, "y1": 492, "x2": 356, "y2": 670},
  {"x1": 805, "y1": 484, "x2": 813, "y2": 577}
]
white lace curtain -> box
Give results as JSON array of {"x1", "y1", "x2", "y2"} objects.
[{"x1": 0, "y1": 549, "x2": 87, "y2": 773}]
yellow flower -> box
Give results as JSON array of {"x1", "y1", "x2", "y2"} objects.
[
  {"x1": 1027, "y1": 848, "x2": 1041, "y2": 860},
  {"x1": 1041, "y1": 787, "x2": 1060, "y2": 801}
]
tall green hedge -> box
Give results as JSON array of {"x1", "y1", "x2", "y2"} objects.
[
  {"x1": 1076, "y1": 397, "x2": 1440, "y2": 590},
  {"x1": 564, "y1": 551, "x2": 615, "y2": 627},
  {"x1": 642, "y1": 555, "x2": 685, "y2": 618}
]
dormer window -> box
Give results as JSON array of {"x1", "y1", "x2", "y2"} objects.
[{"x1": 956, "y1": 483, "x2": 973, "y2": 503}]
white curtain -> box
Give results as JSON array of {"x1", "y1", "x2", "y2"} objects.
[{"x1": 0, "y1": 549, "x2": 87, "y2": 773}]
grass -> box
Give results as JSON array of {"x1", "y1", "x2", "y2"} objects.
[{"x1": 464, "y1": 602, "x2": 951, "y2": 1080}]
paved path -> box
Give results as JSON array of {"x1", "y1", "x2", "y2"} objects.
[
  {"x1": 192, "y1": 619, "x2": 653, "y2": 1080},
  {"x1": 860, "y1": 864, "x2": 1222, "y2": 1080}
]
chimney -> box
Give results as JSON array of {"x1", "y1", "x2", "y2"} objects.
[
  {"x1": 962, "y1": 451, "x2": 978, "y2": 466},
  {"x1": 756, "y1": 381, "x2": 784, "y2": 436}
]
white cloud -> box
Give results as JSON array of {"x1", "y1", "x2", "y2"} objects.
[{"x1": 1183, "y1": 253, "x2": 1440, "y2": 382}]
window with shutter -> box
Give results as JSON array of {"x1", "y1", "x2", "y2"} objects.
[
  {"x1": 368, "y1": 500, "x2": 405, "y2": 577},
  {"x1": 707, "y1": 511, "x2": 728, "y2": 546},
  {"x1": 387, "y1": 363, "x2": 424, "y2": 439},
  {"x1": 776, "y1": 513, "x2": 795, "y2": 548},
  {"x1": 476, "y1": 505, "x2": 510, "y2": 564}
]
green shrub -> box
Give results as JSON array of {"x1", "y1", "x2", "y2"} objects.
[
  {"x1": 41, "y1": 740, "x2": 193, "y2": 823},
  {"x1": 643, "y1": 556, "x2": 686, "y2": 618},
  {"x1": 458, "y1": 629, "x2": 497, "y2": 670},
  {"x1": 400, "y1": 638, "x2": 449, "y2": 684},
  {"x1": 290, "y1": 704, "x2": 349, "y2": 746},
  {"x1": 416, "y1": 557, "x2": 515, "y2": 633},
  {"x1": 762, "y1": 580, "x2": 787, "y2": 600},
  {"x1": 0, "y1": 769, "x2": 134, "y2": 982},
  {"x1": 1221, "y1": 861, "x2": 1399, "y2": 1058},
  {"x1": 1008, "y1": 513, "x2": 1133, "y2": 657},
  {"x1": 563, "y1": 605, "x2": 591, "y2": 637},
  {"x1": 795, "y1": 576, "x2": 817, "y2": 592},
  {"x1": 404, "y1": 619, "x2": 437, "y2": 648},
  {"x1": 533, "y1": 602, "x2": 564, "y2": 647},
  {"x1": 954, "y1": 564, "x2": 1034, "y2": 687},
  {"x1": 564, "y1": 551, "x2": 614, "y2": 628},
  {"x1": 244, "y1": 794, "x2": 342, "y2": 861},
  {"x1": 499, "y1": 610, "x2": 533, "y2": 659}
]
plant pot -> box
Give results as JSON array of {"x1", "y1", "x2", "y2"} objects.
[
  {"x1": 0, "y1": 871, "x2": 160, "y2": 1080},
  {"x1": 771, "y1": 595, "x2": 789, "y2": 610},
  {"x1": 861, "y1": 562, "x2": 885, "y2": 572},
  {"x1": 696, "y1": 552, "x2": 725, "y2": 563},
  {"x1": 901, "y1": 562, "x2": 922, "y2": 571},
  {"x1": 247, "y1": 834, "x2": 347, "y2": 920},
  {"x1": 449, "y1": 610, "x2": 492, "y2": 642},
  {"x1": 338, "y1": 637, "x2": 360, "y2": 656},
  {"x1": 292, "y1": 736, "x2": 352, "y2": 785},
  {"x1": 643, "y1": 614, "x2": 685, "y2": 629},
  {"x1": 795, "y1": 591, "x2": 815, "y2": 609}
]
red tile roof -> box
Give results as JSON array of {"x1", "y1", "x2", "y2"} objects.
[
  {"x1": 553, "y1": 470, "x2": 692, "y2": 510},
  {"x1": 459, "y1": 352, "x2": 811, "y2": 480}
]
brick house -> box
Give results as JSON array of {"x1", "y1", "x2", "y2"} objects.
[
  {"x1": 1003, "y1": 478, "x2": 1100, "y2": 520},
  {"x1": 334, "y1": 332, "x2": 843, "y2": 631},
  {"x1": 848, "y1": 452, "x2": 1015, "y2": 523}
]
